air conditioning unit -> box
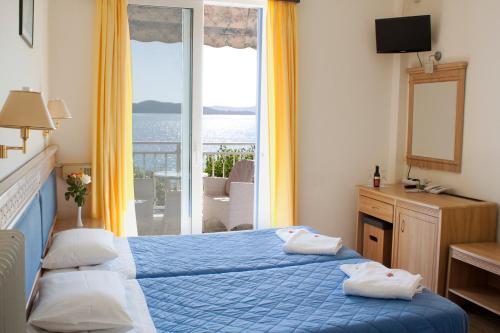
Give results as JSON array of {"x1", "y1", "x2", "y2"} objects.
[
  {"x1": 0, "y1": 231, "x2": 26, "y2": 333},
  {"x1": 61, "y1": 163, "x2": 92, "y2": 179}
]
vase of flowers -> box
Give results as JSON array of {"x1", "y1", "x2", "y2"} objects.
[{"x1": 64, "y1": 172, "x2": 91, "y2": 227}]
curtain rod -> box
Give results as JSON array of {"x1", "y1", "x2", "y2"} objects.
[{"x1": 277, "y1": 0, "x2": 300, "y2": 3}]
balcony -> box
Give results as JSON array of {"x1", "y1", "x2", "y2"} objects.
[{"x1": 133, "y1": 141, "x2": 255, "y2": 235}]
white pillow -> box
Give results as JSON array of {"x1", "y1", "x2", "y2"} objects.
[
  {"x1": 42, "y1": 228, "x2": 118, "y2": 269},
  {"x1": 29, "y1": 271, "x2": 134, "y2": 332}
]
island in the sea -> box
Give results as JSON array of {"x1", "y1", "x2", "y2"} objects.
[{"x1": 133, "y1": 100, "x2": 256, "y2": 115}]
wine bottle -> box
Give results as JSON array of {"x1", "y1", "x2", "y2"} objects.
[{"x1": 373, "y1": 165, "x2": 381, "y2": 188}]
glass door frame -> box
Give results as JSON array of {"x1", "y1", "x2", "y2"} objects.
[
  {"x1": 206, "y1": 0, "x2": 270, "y2": 230},
  {"x1": 129, "y1": 0, "x2": 204, "y2": 235}
]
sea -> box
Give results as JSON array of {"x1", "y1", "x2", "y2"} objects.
[{"x1": 133, "y1": 113, "x2": 257, "y2": 172}]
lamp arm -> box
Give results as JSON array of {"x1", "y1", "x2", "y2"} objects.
[{"x1": 0, "y1": 127, "x2": 30, "y2": 158}]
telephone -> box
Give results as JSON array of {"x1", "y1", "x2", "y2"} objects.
[{"x1": 424, "y1": 184, "x2": 450, "y2": 194}]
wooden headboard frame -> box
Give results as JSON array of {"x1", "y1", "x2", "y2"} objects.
[{"x1": 0, "y1": 145, "x2": 58, "y2": 315}]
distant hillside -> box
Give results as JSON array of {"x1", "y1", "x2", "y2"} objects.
[
  {"x1": 133, "y1": 100, "x2": 180, "y2": 114},
  {"x1": 133, "y1": 100, "x2": 256, "y2": 115},
  {"x1": 205, "y1": 105, "x2": 256, "y2": 115}
]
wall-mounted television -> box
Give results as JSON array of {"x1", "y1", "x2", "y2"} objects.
[{"x1": 375, "y1": 15, "x2": 431, "y2": 53}]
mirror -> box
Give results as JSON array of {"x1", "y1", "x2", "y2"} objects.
[
  {"x1": 407, "y1": 62, "x2": 467, "y2": 173},
  {"x1": 412, "y1": 81, "x2": 457, "y2": 160}
]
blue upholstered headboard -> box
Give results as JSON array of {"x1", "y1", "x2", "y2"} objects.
[
  {"x1": 10, "y1": 171, "x2": 57, "y2": 301},
  {"x1": 15, "y1": 192, "x2": 43, "y2": 301},
  {"x1": 40, "y1": 170, "x2": 58, "y2": 249},
  {"x1": 1, "y1": 146, "x2": 58, "y2": 304}
]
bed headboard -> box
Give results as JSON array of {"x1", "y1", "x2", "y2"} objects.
[{"x1": 0, "y1": 145, "x2": 58, "y2": 307}]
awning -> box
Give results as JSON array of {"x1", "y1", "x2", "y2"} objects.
[{"x1": 128, "y1": 5, "x2": 258, "y2": 50}]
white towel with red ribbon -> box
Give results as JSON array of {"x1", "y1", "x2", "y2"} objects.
[
  {"x1": 276, "y1": 228, "x2": 343, "y2": 255},
  {"x1": 340, "y1": 261, "x2": 423, "y2": 300}
]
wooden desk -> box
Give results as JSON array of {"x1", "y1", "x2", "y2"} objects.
[
  {"x1": 356, "y1": 184, "x2": 497, "y2": 295},
  {"x1": 447, "y1": 243, "x2": 500, "y2": 316},
  {"x1": 53, "y1": 217, "x2": 104, "y2": 233}
]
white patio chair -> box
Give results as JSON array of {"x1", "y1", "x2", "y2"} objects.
[
  {"x1": 133, "y1": 178, "x2": 154, "y2": 235},
  {"x1": 203, "y1": 160, "x2": 254, "y2": 231}
]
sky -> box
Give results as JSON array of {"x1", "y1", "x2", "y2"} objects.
[{"x1": 131, "y1": 41, "x2": 258, "y2": 108}]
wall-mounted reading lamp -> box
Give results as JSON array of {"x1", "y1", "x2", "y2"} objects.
[
  {"x1": 43, "y1": 99, "x2": 72, "y2": 135},
  {"x1": 0, "y1": 90, "x2": 55, "y2": 159},
  {"x1": 424, "y1": 51, "x2": 443, "y2": 74}
]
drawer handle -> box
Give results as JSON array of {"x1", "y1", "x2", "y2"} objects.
[
  {"x1": 371, "y1": 206, "x2": 379, "y2": 210},
  {"x1": 401, "y1": 219, "x2": 406, "y2": 233},
  {"x1": 369, "y1": 235, "x2": 378, "y2": 242}
]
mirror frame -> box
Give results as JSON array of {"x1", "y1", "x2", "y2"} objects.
[{"x1": 406, "y1": 61, "x2": 467, "y2": 173}]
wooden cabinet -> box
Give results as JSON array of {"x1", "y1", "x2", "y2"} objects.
[
  {"x1": 356, "y1": 185, "x2": 497, "y2": 295},
  {"x1": 394, "y1": 208, "x2": 438, "y2": 289}
]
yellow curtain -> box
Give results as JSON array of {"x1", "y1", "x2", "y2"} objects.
[
  {"x1": 267, "y1": 0, "x2": 298, "y2": 228},
  {"x1": 91, "y1": 0, "x2": 135, "y2": 236}
]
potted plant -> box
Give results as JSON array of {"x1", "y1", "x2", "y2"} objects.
[{"x1": 64, "y1": 172, "x2": 91, "y2": 227}]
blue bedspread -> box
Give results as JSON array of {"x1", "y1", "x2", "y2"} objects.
[
  {"x1": 128, "y1": 227, "x2": 361, "y2": 278},
  {"x1": 138, "y1": 259, "x2": 467, "y2": 333}
]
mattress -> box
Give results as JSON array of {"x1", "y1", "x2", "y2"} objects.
[
  {"x1": 80, "y1": 227, "x2": 360, "y2": 279},
  {"x1": 138, "y1": 258, "x2": 468, "y2": 333},
  {"x1": 127, "y1": 227, "x2": 361, "y2": 278}
]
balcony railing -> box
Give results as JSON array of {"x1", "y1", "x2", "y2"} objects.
[
  {"x1": 133, "y1": 141, "x2": 181, "y2": 178},
  {"x1": 202, "y1": 142, "x2": 255, "y2": 178},
  {"x1": 133, "y1": 141, "x2": 255, "y2": 179},
  {"x1": 133, "y1": 141, "x2": 255, "y2": 210}
]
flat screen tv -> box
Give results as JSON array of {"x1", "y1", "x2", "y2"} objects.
[{"x1": 375, "y1": 15, "x2": 431, "y2": 53}]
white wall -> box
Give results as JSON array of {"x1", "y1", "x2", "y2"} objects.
[
  {"x1": 0, "y1": 0, "x2": 49, "y2": 181},
  {"x1": 48, "y1": 0, "x2": 95, "y2": 165},
  {"x1": 297, "y1": 0, "x2": 400, "y2": 247},
  {"x1": 390, "y1": 0, "x2": 500, "y2": 241},
  {"x1": 46, "y1": 0, "x2": 95, "y2": 220}
]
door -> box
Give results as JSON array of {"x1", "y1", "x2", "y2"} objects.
[
  {"x1": 129, "y1": 0, "x2": 203, "y2": 236},
  {"x1": 395, "y1": 208, "x2": 438, "y2": 290},
  {"x1": 201, "y1": 3, "x2": 265, "y2": 233}
]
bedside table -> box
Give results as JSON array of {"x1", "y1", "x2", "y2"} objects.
[
  {"x1": 53, "y1": 217, "x2": 104, "y2": 233},
  {"x1": 446, "y1": 243, "x2": 500, "y2": 316}
]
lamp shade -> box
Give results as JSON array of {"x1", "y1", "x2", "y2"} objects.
[
  {"x1": 0, "y1": 91, "x2": 55, "y2": 130},
  {"x1": 48, "y1": 99, "x2": 72, "y2": 119}
]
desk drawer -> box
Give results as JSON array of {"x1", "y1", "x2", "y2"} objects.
[{"x1": 359, "y1": 195, "x2": 394, "y2": 222}]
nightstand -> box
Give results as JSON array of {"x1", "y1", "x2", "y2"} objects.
[
  {"x1": 53, "y1": 217, "x2": 104, "y2": 233},
  {"x1": 446, "y1": 243, "x2": 500, "y2": 316}
]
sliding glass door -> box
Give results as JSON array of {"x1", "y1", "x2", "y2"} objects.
[
  {"x1": 128, "y1": 0, "x2": 268, "y2": 235},
  {"x1": 128, "y1": 0, "x2": 203, "y2": 235},
  {"x1": 201, "y1": 4, "x2": 264, "y2": 233}
]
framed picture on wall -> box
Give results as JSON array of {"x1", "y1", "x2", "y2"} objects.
[{"x1": 19, "y1": 0, "x2": 34, "y2": 47}]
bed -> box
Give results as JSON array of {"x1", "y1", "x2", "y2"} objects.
[
  {"x1": 2, "y1": 147, "x2": 468, "y2": 333},
  {"x1": 81, "y1": 227, "x2": 361, "y2": 279},
  {"x1": 28, "y1": 259, "x2": 469, "y2": 333},
  {"x1": 137, "y1": 259, "x2": 467, "y2": 333}
]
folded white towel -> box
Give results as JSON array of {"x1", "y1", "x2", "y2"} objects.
[
  {"x1": 276, "y1": 228, "x2": 308, "y2": 242},
  {"x1": 340, "y1": 262, "x2": 423, "y2": 300},
  {"x1": 276, "y1": 228, "x2": 343, "y2": 255}
]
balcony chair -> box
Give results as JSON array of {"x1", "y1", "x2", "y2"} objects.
[
  {"x1": 203, "y1": 160, "x2": 255, "y2": 231},
  {"x1": 133, "y1": 178, "x2": 155, "y2": 235}
]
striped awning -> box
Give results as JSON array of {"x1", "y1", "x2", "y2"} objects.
[{"x1": 128, "y1": 5, "x2": 259, "y2": 50}]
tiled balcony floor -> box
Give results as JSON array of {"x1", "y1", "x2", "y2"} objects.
[{"x1": 135, "y1": 212, "x2": 252, "y2": 236}]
